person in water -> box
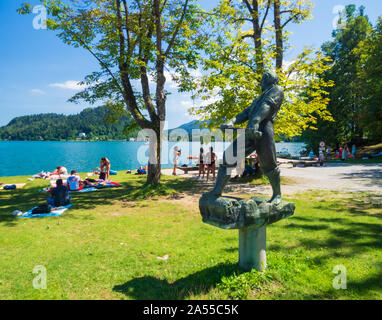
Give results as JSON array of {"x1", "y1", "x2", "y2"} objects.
[{"x1": 100, "y1": 157, "x2": 111, "y2": 179}]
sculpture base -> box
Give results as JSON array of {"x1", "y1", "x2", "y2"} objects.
[
  {"x1": 199, "y1": 195, "x2": 295, "y2": 272},
  {"x1": 239, "y1": 226, "x2": 266, "y2": 271}
]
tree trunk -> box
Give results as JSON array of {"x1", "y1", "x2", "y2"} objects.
[
  {"x1": 147, "y1": 123, "x2": 162, "y2": 185},
  {"x1": 251, "y1": 1, "x2": 264, "y2": 74},
  {"x1": 274, "y1": 0, "x2": 283, "y2": 71}
]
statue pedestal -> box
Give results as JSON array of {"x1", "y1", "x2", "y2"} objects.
[
  {"x1": 199, "y1": 196, "x2": 295, "y2": 272},
  {"x1": 239, "y1": 225, "x2": 266, "y2": 271}
]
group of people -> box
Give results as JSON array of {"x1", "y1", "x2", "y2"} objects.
[
  {"x1": 46, "y1": 157, "x2": 111, "y2": 209},
  {"x1": 93, "y1": 157, "x2": 111, "y2": 180},
  {"x1": 313, "y1": 141, "x2": 357, "y2": 166},
  {"x1": 333, "y1": 144, "x2": 356, "y2": 161},
  {"x1": 185, "y1": 147, "x2": 217, "y2": 181}
]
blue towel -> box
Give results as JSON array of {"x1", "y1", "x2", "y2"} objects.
[
  {"x1": 18, "y1": 204, "x2": 73, "y2": 219},
  {"x1": 69, "y1": 187, "x2": 98, "y2": 193}
]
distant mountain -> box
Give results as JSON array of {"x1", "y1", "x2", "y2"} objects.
[
  {"x1": 0, "y1": 106, "x2": 135, "y2": 141},
  {"x1": 169, "y1": 120, "x2": 210, "y2": 134}
]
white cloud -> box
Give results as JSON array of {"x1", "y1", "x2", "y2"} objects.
[
  {"x1": 164, "y1": 70, "x2": 179, "y2": 89},
  {"x1": 29, "y1": 89, "x2": 46, "y2": 95},
  {"x1": 49, "y1": 80, "x2": 88, "y2": 90},
  {"x1": 180, "y1": 100, "x2": 194, "y2": 108}
]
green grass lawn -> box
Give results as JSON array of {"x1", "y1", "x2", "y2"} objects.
[{"x1": 0, "y1": 173, "x2": 381, "y2": 300}]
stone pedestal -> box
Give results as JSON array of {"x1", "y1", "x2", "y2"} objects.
[
  {"x1": 199, "y1": 195, "x2": 295, "y2": 272},
  {"x1": 239, "y1": 226, "x2": 266, "y2": 272}
]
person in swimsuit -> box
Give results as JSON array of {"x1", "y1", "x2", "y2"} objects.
[
  {"x1": 198, "y1": 147, "x2": 205, "y2": 179},
  {"x1": 47, "y1": 166, "x2": 68, "y2": 178},
  {"x1": 172, "y1": 147, "x2": 181, "y2": 176},
  {"x1": 100, "y1": 157, "x2": 111, "y2": 179},
  {"x1": 206, "y1": 147, "x2": 217, "y2": 182}
]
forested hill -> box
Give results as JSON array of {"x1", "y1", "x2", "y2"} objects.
[{"x1": 0, "y1": 106, "x2": 135, "y2": 141}]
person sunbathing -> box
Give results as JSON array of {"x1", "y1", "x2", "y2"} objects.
[
  {"x1": 136, "y1": 166, "x2": 147, "y2": 175},
  {"x1": 47, "y1": 166, "x2": 68, "y2": 178}
]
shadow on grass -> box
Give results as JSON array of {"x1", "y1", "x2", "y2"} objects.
[
  {"x1": 113, "y1": 263, "x2": 237, "y2": 300},
  {"x1": 70, "y1": 176, "x2": 200, "y2": 211},
  {"x1": 0, "y1": 175, "x2": 202, "y2": 226},
  {"x1": 0, "y1": 185, "x2": 48, "y2": 227},
  {"x1": 278, "y1": 199, "x2": 382, "y2": 268}
]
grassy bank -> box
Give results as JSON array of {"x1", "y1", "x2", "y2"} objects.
[{"x1": 0, "y1": 173, "x2": 381, "y2": 299}]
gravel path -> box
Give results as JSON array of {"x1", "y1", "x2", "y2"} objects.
[{"x1": 163, "y1": 163, "x2": 382, "y2": 196}]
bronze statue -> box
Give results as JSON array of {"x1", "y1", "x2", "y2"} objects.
[{"x1": 206, "y1": 72, "x2": 284, "y2": 204}]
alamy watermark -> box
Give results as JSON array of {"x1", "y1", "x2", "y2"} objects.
[
  {"x1": 135, "y1": 122, "x2": 247, "y2": 172},
  {"x1": 32, "y1": 265, "x2": 47, "y2": 290},
  {"x1": 333, "y1": 5, "x2": 347, "y2": 30},
  {"x1": 32, "y1": 5, "x2": 47, "y2": 30},
  {"x1": 332, "y1": 265, "x2": 347, "y2": 290}
]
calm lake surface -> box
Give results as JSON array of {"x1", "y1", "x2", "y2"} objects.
[{"x1": 0, "y1": 141, "x2": 305, "y2": 177}]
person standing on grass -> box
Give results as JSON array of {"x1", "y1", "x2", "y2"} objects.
[
  {"x1": 352, "y1": 144, "x2": 357, "y2": 158},
  {"x1": 342, "y1": 146, "x2": 347, "y2": 161},
  {"x1": 198, "y1": 147, "x2": 205, "y2": 179},
  {"x1": 206, "y1": 147, "x2": 217, "y2": 182},
  {"x1": 100, "y1": 157, "x2": 111, "y2": 179},
  {"x1": 172, "y1": 146, "x2": 181, "y2": 176}
]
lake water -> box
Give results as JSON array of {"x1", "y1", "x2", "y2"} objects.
[{"x1": 0, "y1": 141, "x2": 305, "y2": 177}]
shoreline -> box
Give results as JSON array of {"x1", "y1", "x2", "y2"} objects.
[{"x1": 2, "y1": 162, "x2": 382, "y2": 196}]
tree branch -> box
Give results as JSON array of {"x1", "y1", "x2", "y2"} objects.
[
  {"x1": 260, "y1": 0, "x2": 271, "y2": 31},
  {"x1": 164, "y1": 0, "x2": 189, "y2": 57}
]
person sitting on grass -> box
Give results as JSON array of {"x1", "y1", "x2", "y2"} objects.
[
  {"x1": 67, "y1": 170, "x2": 81, "y2": 191},
  {"x1": 136, "y1": 166, "x2": 147, "y2": 175},
  {"x1": 47, "y1": 179, "x2": 70, "y2": 208}
]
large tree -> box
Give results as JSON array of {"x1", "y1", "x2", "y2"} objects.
[
  {"x1": 302, "y1": 5, "x2": 374, "y2": 150},
  {"x1": 358, "y1": 17, "x2": 382, "y2": 143},
  {"x1": 19, "y1": 0, "x2": 203, "y2": 184},
  {"x1": 182, "y1": 0, "x2": 333, "y2": 138}
]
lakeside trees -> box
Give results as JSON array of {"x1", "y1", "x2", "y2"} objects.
[
  {"x1": 19, "y1": 0, "x2": 204, "y2": 184},
  {"x1": 302, "y1": 5, "x2": 382, "y2": 152},
  {"x1": 179, "y1": 0, "x2": 333, "y2": 139},
  {"x1": 0, "y1": 106, "x2": 134, "y2": 141},
  {"x1": 17, "y1": 1, "x2": 381, "y2": 173}
]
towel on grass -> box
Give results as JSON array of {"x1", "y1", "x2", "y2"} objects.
[
  {"x1": 18, "y1": 204, "x2": 73, "y2": 219},
  {"x1": 1, "y1": 184, "x2": 26, "y2": 190},
  {"x1": 95, "y1": 181, "x2": 121, "y2": 189},
  {"x1": 70, "y1": 187, "x2": 98, "y2": 193}
]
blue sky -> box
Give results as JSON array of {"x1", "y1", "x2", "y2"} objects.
[{"x1": 0, "y1": 0, "x2": 380, "y2": 128}]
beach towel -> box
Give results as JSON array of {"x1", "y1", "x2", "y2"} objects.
[
  {"x1": 95, "y1": 181, "x2": 121, "y2": 189},
  {"x1": 18, "y1": 204, "x2": 73, "y2": 219},
  {"x1": 70, "y1": 187, "x2": 98, "y2": 193}
]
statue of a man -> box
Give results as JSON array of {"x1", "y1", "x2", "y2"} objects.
[{"x1": 206, "y1": 71, "x2": 284, "y2": 204}]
